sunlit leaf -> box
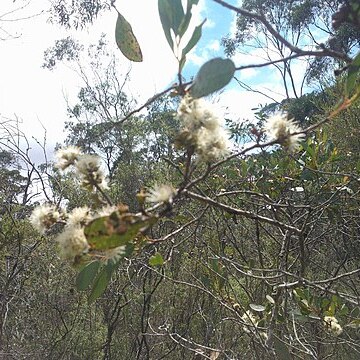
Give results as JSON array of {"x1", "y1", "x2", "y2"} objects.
[
  {"x1": 149, "y1": 252, "x2": 164, "y2": 266},
  {"x1": 190, "y1": 58, "x2": 235, "y2": 98},
  {"x1": 346, "y1": 319, "x2": 360, "y2": 328},
  {"x1": 76, "y1": 261, "x2": 100, "y2": 291},
  {"x1": 115, "y1": 11, "x2": 143, "y2": 62}
]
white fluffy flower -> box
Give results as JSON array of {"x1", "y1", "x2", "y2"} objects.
[
  {"x1": 265, "y1": 113, "x2": 304, "y2": 152},
  {"x1": 96, "y1": 205, "x2": 119, "y2": 217},
  {"x1": 75, "y1": 154, "x2": 107, "y2": 190},
  {"x1": 323, "y1": 316, "x2": 343, "y2": 336},
  {"x1": 147, "y1": 184, "x2": 176, "y2": 204},
  {"x1": 75, "y1": 154, "x2": 101, "y2": 175},
  {"x1": 29, "y1": 204, "x2": 61, "y2": 234},
  {"x1": 178, "y1": 95, "x2": 221, "y2": 130},
  {"x1": 196, "y1": 127, "x2": 229, "y2": 162},
  {"x1": 55, "y1": 146, "x2": 82, "y2": 170},
  {"x1": 177, "y1": 95, "x2": 230, "y2": 161},
  {"x1": 104, "y1": 246, "x2": 126, "y2": 264},
  {"x1": 56, "y1": 226, "x2": 89, "y2": 260},
  {"x1": 67, "y1": 207, "x2": 92, "y2": 227}
]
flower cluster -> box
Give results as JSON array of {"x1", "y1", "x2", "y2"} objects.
[
  {"x1": 67, "y1": 206, "x2": 92, "y2": 227},
  {"x1": 55, "y1": 147, "x2": 108, "y2": 191},
  {"x1": 29, "y1": 204, "x2": 62, "y2": 234},
  {"x1": 176, "y1": 95, "x2": 230, "y2": 162},
  {"x1": 323, "y1": 316, "x2": 343, "y2": 336},
  {"x1": 75, "y1": 154, "x2": 108, "y2": 190},
  {"x1": 56, "y1": 226, "x2": 89, "y2": 260},
  {"x1": 55, "y1": 146, "x2": 82, "y2": 170},
  {"x1": 264, "y1": 113, "x2": 304, "y2": 152},
  {"x1": 146, "y1": 184, "x2": 176, "y2": 204},
  {"x1": 29, "y1": 202, "x2": 128, "y2": 264}
]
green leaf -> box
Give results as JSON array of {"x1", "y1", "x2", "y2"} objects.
[
  {"x1": 178, "y1": 0, "x2": 200, "y2": 37},
  {"x1": 273, "y1": 338, "x2": 291, "y2": 360},
  {"x1": 76, "y1": 261, "x2": 100, "y2": 291},
  {"x1": 321, "y1": 298, "x2": 330, "y2": 311},
  {"x1": 88, "y1": 264, "x2": 112, "y2": 304},
  {"x1": 84, "y1": 213, "x2": 157, "y2": 250},
  {"x1": 338, "y1": 304, "x2": 349, "y2": 316},
  {"x1": 179, "y1": 56, "x2": 187, "y2": 72},
  {"x1": 190, "y1": 58, "x2": 235, "y2": 98},
  {"x1": 158, "y1": 0, "x2": 174, "y2": 50},
  {"x1": 327, "y1": 301, "x2": 336, "y2": 316},
  {"x1": 291, "y1": 310, "x2": 309, "y2": 323},
  {"x1": 301, "y1": 168, "x2": 316, "y2": 181},
  {"x1": 249, "y1": 303, "x2": 265, "y2": 312},
  {"x1": 345, "y1": 51, "x2": 360, "y2": 97},
  {"x1": 181, "y1": 19, "x2": 206, "y2": 58},
  {"x1": 158, "y1": 0, "x2": 184, "y2": 49},
  {"x1": 172, "y1": 0, "x2": 185, "y2": 35},
  {"x1": 115, "y1": 11, "x2": 143, "y2": 62},
  {"x1": 149, "y1": 252, "x2": 164, "y2": 266}
]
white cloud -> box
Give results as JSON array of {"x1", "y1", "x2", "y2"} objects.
[
  {"x1": 240, "y1": 68, "x2": 258, "y2": 80},
  {"x1": 207, "y1": 40, "x2": 220, "y2": 51},
  {"x1": 204, "y1": 18, "x2": 215, "y2": 28},
  {"x1": 218, "y1": 88, "x2": 270, "y2": 123},
  {"x1": 187, "y1": 39, "x2": 221, "y2": 67}
]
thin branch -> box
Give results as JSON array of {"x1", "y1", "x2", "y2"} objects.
[
  {"x1": 212, "y1": 0, "x2": 352, "y2": 63},
  {"x1": 184, "y1": 189, "x2": 302, "y2": 234}
]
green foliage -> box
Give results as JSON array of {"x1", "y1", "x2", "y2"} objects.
[
  {"x1": 42, "y1": 37, "x2": 83, "y2": 70},
  {"x1": 84, "y1": 211, "x2": 157, "y2": 250},
  {"x1": 49, "y1": 0, "x2": 110, "y2": 29},
  {"x1": 333, "y1": 0, "x2": 360, "y2": 31},
  {"x1": 88, "y1": 262, "x2": 113, "y2": 304},
  {"x1": 190, "y1": 58, "x2": 236, "y2": 98},
  {"x1": 158, "y1": 0, "x2": 184, "y2": 50},
  {"x1": 158, "y1": 0, "x2": 205, "y2": 70},
  {"x1": 115, "y1": 11, "x2": 143, "y2": 62},
  {"x1": 76, "y1": 260, "x2": 101, "y2": 291},
  {"x1": 149, "y1": 252, "x2": 164, "y2": 266},
  {"x1": 346, "y1": 51, "x2": 360, "y2": 97}
]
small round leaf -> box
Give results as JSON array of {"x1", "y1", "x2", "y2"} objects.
[
  {"x1": 249, "y1": 303, "x2": 266, "y2": 312},
  {"x1": 190, "y1": 58, "x2": 235, "y2": 98}
]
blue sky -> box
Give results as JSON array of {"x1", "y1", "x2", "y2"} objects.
[{"x1": 0, "y1": 0, "x2": 312, "y2": 159}]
